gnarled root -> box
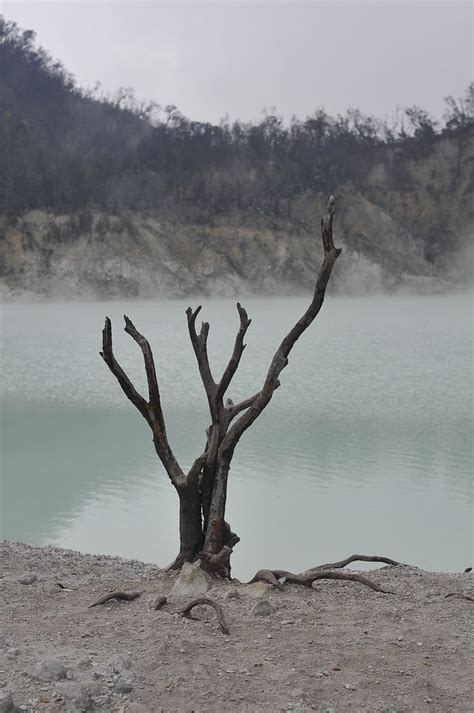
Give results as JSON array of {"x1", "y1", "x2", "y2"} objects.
[
  {"x1": 247, "y1": 569, "x2": 285, "y2": 590},
  {"x1": 445, "y1": 592, "x2": 474, "y2": 602},
  {"x1": 248, "y1": 554, "x2": 403, "y2": 595},
  {"x1": 199, "y1": 546, "x2": 233, "y2": 578},
  {"x1": 180, "y1": 597, "x2": 230, "y2": 635},
  {"x1": 88, "y1": 591, "x2": 142, "y2": 608},
  {"x1": 305, "y1": 554, "x2": 404, "y2": 572},
  {"x1": 272, "y1": 569, "x2": 394, "y2": 594}
]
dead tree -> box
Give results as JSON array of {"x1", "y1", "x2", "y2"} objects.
[{"x1": 100, "y1": 195, "x2": 341, "y2": 575}]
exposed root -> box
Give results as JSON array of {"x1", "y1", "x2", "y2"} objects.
[
  {"x1": 179, "y1": 597, "x2": 230, "y2": 635},
  {"x1": 305, "y1": 554, "x2": 404, "y2": 572},
  {"x1": 445, "y1": 592, "x2": 474, "y2": 602},
  {"x1": 199, "y1": 546, "x2": 233, "y2": 578},
  {"x1": 247, "y1": 569, "x2": 284, "y2": 590},
  {"x1": 249, "y1": 569, "x2": 393, "y2": 595},
  {"x1": 88, "y1": 591, "x2": 142, "y2": 608},
  {"x1": 152, "y1": 595, "x2": 168, "y2": 610}
]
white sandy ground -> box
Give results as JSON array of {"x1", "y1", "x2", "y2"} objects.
[{"x1": 0, "y1": 541, "x2": 472, "y2": 713}]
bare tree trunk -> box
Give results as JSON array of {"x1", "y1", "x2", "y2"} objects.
[
  {"x1": 100, "y1": 195, "x2": 341, "y2": 573},
  {"x1": 173, "y1": 482, "x2": 204, "y2": 568}
]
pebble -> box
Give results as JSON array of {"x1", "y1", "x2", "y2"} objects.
[
  {"x1": 281, "y1": 619, "x2": 294, "y2": 625},
  {"x1": 113, "y1": 669, "x2": 136, "y2": 694},
  {"x1": 55, "y1": 682, "x2": 93, "y2": 711},
  {"x1": 0, "y1": 692, "x2": 15, "y2": 713},
  {"x1": 18, "y1": 573, "x2": 37, "y2": 585},
  {"x1": 251, "y1": 600, "x2": 276, "y2": 617},
  {"x1": 108, "y1": 653, "x2": 132, "y2": 672},
  {"x1": 344, "y1": 683, "x2": 357, "y2": 691},
  {"x1": 31, "y1": 658, "x2": 67, "y2": 682}
]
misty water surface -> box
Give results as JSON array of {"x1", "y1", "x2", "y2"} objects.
[{"x1": 1, "y1": 295, "x2": 472, "y2": 577}]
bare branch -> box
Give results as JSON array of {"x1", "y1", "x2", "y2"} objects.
[
  {"x1": 101, "y1": 316, "x2": 185, "y2": 488},
  {"x1": 186, "y1": 306, "x2": 218, "y2": 420},
  {"x1": 221, "y1": 195, "x2": 341, "y2": 456},
  {"x1": 216, "y1": 302, "x2": 252, "y2": 403},
  {"x1": 123, "y1": 315, "x2": 164, "y2": 428},
  {"x1": 187, "y1": 451, "x2": 208, "y2": 486},
  {"x1": 100, "y1": 317, "x2": 151, "y2": 425},
  {"x1": 228, "y1": 392, "x2": 260, "y2": 420},
  {"x1": 227, "y1": 382, "x2": 280, "y2": 421}
]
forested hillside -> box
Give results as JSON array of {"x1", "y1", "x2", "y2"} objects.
[{"x1": 1, "y1": 17, "x2": 473, "y2": 298}]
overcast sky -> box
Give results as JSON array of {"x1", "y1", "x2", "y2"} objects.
[{"x1": 2, "y1": 0, "x2": 472, "y2": 124}]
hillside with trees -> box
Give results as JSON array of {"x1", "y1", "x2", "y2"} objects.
[{"x1": 1, "y1": 16, "x2": 473, "y2": 298}]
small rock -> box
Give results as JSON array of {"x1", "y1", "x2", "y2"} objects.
[
  {"x1": 344, "y1": 683, "x2": 357, "y2": 691},
  {"x1": 18, "y1": 573, "x2": 37, "y2": 585},
  {"x1": 92, "y1": 663, "x2": 113, "y2": 679},
  {"x1": 224, "y1": 588, "x2": 240, "y2": 600},
  {"x1": 55, "y1": 682, "x2": 93, "y2": 711},
  {"x1": 0, "y1": 635, "x2": 16, "y2": 649},
  {"x1": 113, "y1": 670, "x2": 136, "y2": 694},
  {"x1": 266, "y1": 634, "x2": 273, "y2": 639},
  {"x1": 0, "y1": 692, "x2": 15, "y2": 713},
  {"x1": 170, "y1": 562, "x2": 210, "y2": 597},
  {"x1": 31, "y1": 659, "x2": 67, "y2": 682},
  {"x1": 126, "y1": 705, "x2": 150, "y2": 713},
  {"x1": 251, "y1": 600, "x2": 276, "y2": 617},
  {"x1": 281, "y1": 619, "x2": 294, "y2": 625},
  {"x1": 107, "y1": 654, "x2": 131, "y2": 672}
]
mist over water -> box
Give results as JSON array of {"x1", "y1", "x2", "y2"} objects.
[{"x1": 1, "y1": 294, "x2": 472, "y2": 578}]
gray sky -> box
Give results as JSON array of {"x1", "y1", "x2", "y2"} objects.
[{"x1": 2, "y1": 0, "x2": 472, "y2": 124}]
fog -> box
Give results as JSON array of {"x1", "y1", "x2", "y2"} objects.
[{"x1": 3, "y1": 0, "x2": 472, "y2": 123}]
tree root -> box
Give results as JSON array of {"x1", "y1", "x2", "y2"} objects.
[
  {"x1": 88, "y1": 591, "x2": 142, "y2": 608},
  {"x1": 179, "y1": 597, "x2": 230, "y2": 635},
  {"x1": 199, "y1": 546, "x2": 233, "y2": 578},
  {"x1": 445, "y1": 592, "x2": 474, "y2": 602},
  {"x1": 274, "y1": 569, "x2": 394, "y2": 594},
  {"x1": 248, "y1": 554, "x2": 402, "y2": 595},
  {"x1": 305, "y1": 554, "x2": 404, "y2": 572},
  {"x1": 247, "y1": 569, "x2": 285, "y2": 589}
]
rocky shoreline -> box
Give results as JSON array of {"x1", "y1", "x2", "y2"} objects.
[{"x1": 0, "y1": 541, "x2": 472, "y2": 712}]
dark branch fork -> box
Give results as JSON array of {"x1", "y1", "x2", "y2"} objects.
[
  {"x1": 100, "y1": 316, "x2": 186, "y2": 489},
  {"x1": 101, "y1": 195, "x2": 342, "y2": 568}
]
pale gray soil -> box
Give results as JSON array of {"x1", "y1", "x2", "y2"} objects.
[{"x1": 0, "y1": 541, "x2": 472, "y2": 713}]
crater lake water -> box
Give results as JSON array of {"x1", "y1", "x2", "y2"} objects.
[{"x1": 1, "y1": 294, "x2": 472, "y2": 578}]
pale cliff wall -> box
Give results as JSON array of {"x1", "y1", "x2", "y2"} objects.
[{"x1": 0, "y1": 130, "x2": 472, "y2": 299}]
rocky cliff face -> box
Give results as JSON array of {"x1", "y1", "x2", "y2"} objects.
[{"x1": 1, "y1": 130, "x2": 472, "y2": 299}]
